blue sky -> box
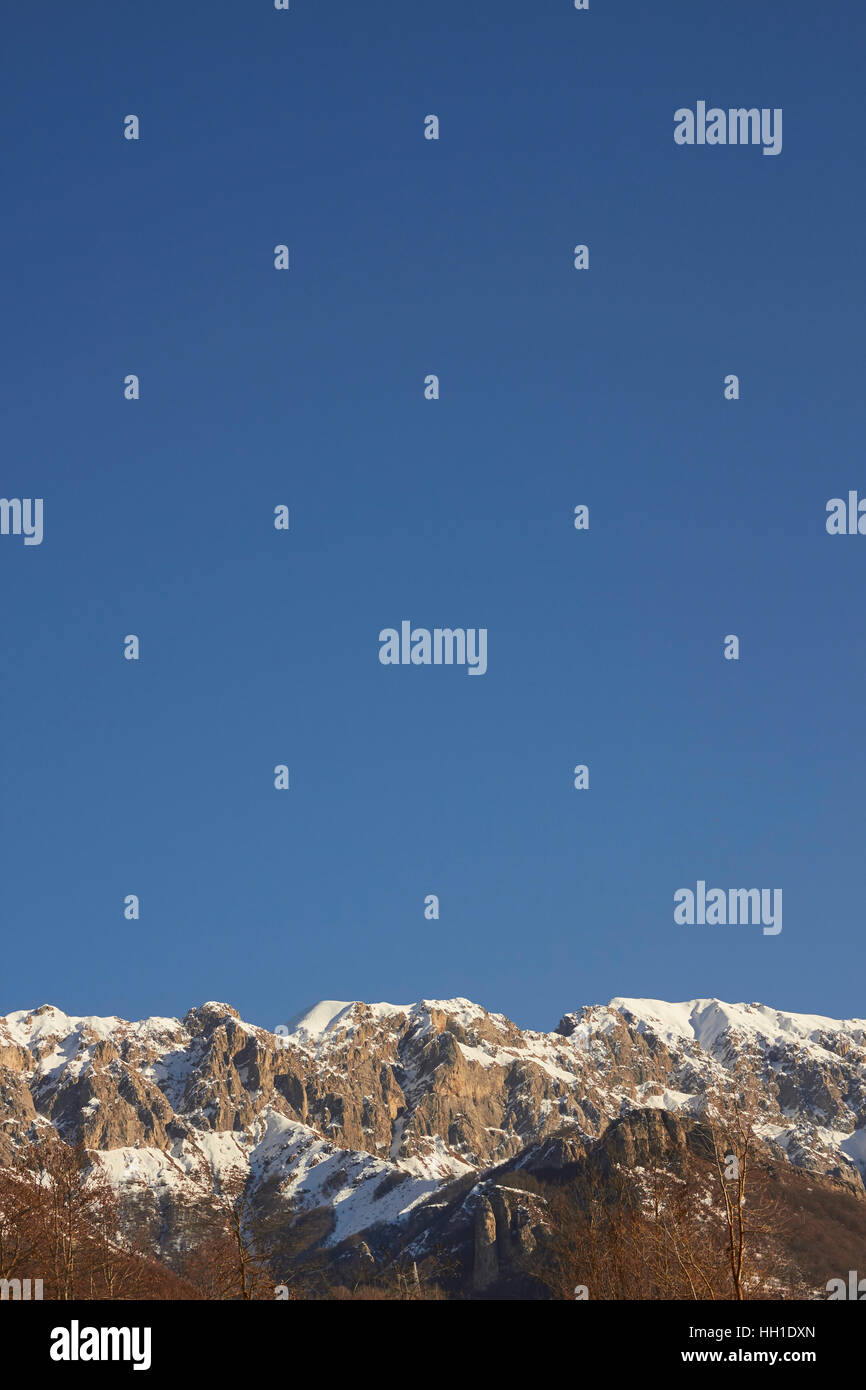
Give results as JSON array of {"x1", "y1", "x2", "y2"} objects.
[{"x1": 2, "y1": 0, "x2": 864, "y2": 1034}]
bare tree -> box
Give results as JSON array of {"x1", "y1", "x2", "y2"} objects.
[{"x1": 182, "y1": 1164, "x2": 274, "y2": 1300}]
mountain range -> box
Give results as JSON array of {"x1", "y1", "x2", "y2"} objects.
[{"x1": 2, "y1": 993, "x2": 865, "y2": 1297}]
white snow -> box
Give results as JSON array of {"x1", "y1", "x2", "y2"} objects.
[
  {"x1": 4, "y1": 1006, "x2": 121, "y2": 1047},
  {"x1": 609, "y1": 997, "x2": 866, "y2": 1057},
  {"x1": 6, "y1": 992, "x2": 866, "y2": 1249},
  {"x1": 286, "y1": 1000, "x2": 411, "y2": 1042},
  {"x1": 638, "y1": 1087, "x2": 697, "y2": 1113},
  {"x1": 839, "y1": 1127, "x2": 866, "y2": 1176}
]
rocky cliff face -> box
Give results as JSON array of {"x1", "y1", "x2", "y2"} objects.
[{"x1": 1, "y1": 994, "x2": 865, "y2": 1267}]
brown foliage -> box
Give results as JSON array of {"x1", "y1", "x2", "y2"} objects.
[{"x1": 0, "y1": 1135, "x2": 194, "y2": 1299}]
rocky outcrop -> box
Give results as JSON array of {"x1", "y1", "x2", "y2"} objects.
[
  {"x1": 0, "y1": 993, "x2": 864, "y2": 1260},
  {"x1": 472, "y1": 1181, "x2": 549, "y2": 1291}
]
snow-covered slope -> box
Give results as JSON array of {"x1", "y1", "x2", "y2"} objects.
[
  {"x1": 1, "y1": 993, "x2": 865, "y2": 1251},
  {"x1": 609, "y1": 996, "x2": 866, "y2": 1055}
]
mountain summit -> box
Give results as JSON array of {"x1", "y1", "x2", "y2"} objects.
[{"x1": 2, "y1": 994, "x2": 865, "y2": 1296}]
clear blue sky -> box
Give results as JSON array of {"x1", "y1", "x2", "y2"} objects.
[{"x1": 2, "y1": 1, "x2": 864, "y2": 1034}]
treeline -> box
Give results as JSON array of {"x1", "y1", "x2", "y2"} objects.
[
  {"x1": 0, "y1": 1134, "x2": 448, "y2": 1301},
  {"x1": 0, "y1": 1110, "x2": 828, "y2": 1301},
  {"x1": 0, "y1": 1137, "x2": 195, "y2": 1299}
]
